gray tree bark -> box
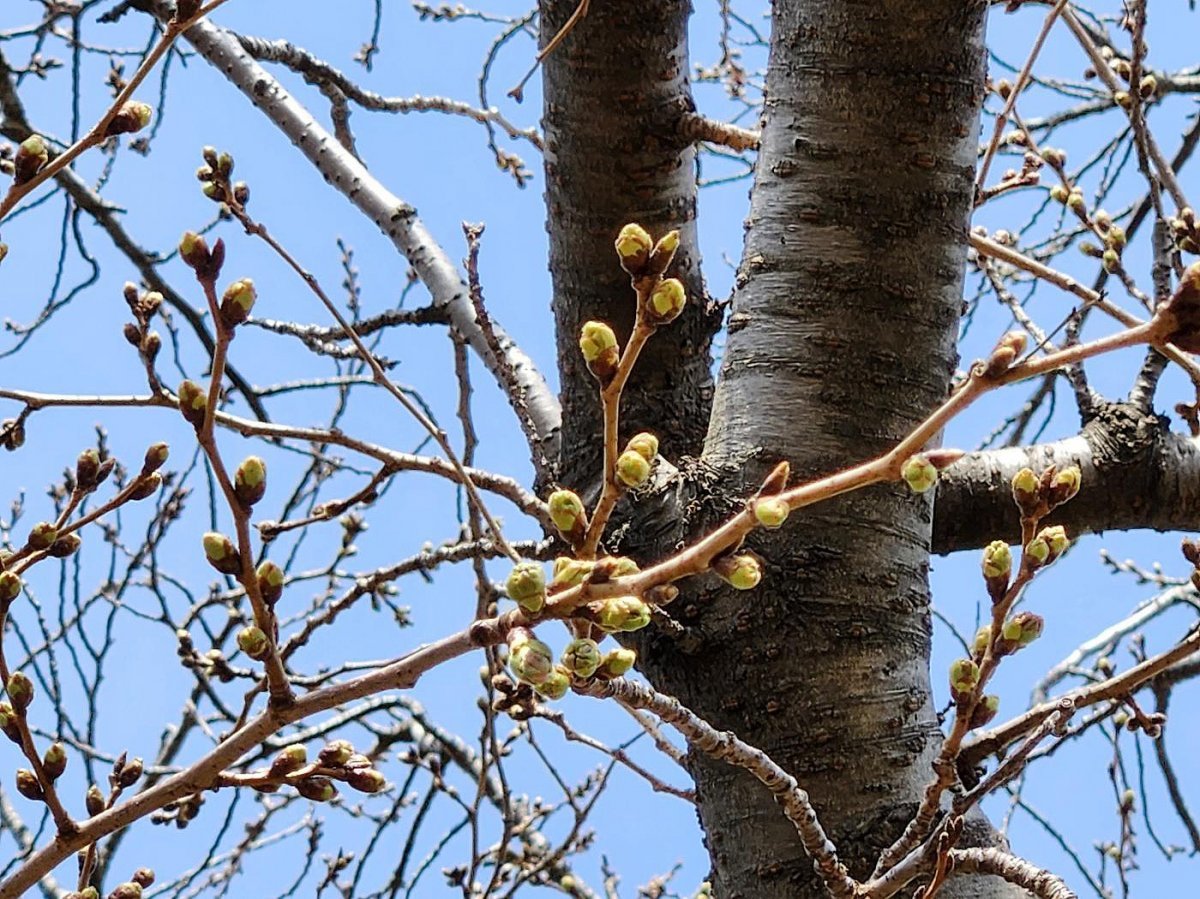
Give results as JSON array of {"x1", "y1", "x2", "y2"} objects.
[{"x1": 544, "y1": 0, "x2": 1024, "y2": 896}]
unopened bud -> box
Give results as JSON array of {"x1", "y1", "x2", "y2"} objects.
[
  {"x1": 505, "y1": 561, "x2": 547, "y2": 614},
  {"x1": 1002, "y1": 611, "x2": 1044, "y2": 648},
  {"x1": 1011, "y1": 467, "x2": 1040, "y2": 515},
  {"x1": 47, "y1": 533, "x2": 81, "y2": 559},
  {"x1": 1049, "y1": 184, "x2": 1070, "y2": 204},
  {"x1": 76, "y1": 448, "x2": 102, "y2": 491},
  {"x1": 237, "y1": 626, "x2": 270, "y2": 660},
  {"x1": 7, "y1": 671, "x2": 34, "y2": 711},
  {"x1": 319, "y1": 740, "x2": 354, "y2": 767},
  {"x1": 14, "y1": 134, "x2": 49, "y2": 184},
  {"x1": 117, "y1": 756, "x2": 143, "y2": 787},
  {"x1": 949, "y1": 658, "x2": 980, "y2": 699},
  {"x1": 0, "y1": 571, "x2": 22, "y2": 604},
  {"x1": 28, "y1": 521, "x2": 57, "y2": 551},
  {"x1": 257, "y1": 561, "x2": 284, "y2": 604},
  {"x1": 973, "y1": 625, "x2": 992, "y2": 658},
  {"x1": 104, "y1": 101, "x2": 152, "y2": 137},
  {"x1": 0, "y1": 702, "x2": 20, "y2": 742},
  {"x1": 128, "y1": 471, "x2": 163, "y2": 502},
  {"x1": 1047, "y1": 466, "x2": 1081, "y2": 507},
  {"x1": 270, "y1": 744, "x2": 308, "y2": 776},
  {"x1": 535, "y1": 665, "x2": 571, "y2": 700},
  {"x1": 598, "y1": 647, "x2": 637, "y2": 678},
  {"x1": 614, "y1": 223, "x2": 653, "y2": 273},
  {"x1": 712, "y1": 553, "x2": 761, "y2": 590},
  {"x1": 202, "y1": 532, "x2": 241, "y2": 575},
  {"x1": 86, "y1": 783, "x2": 106, "y2": 816},
  {"x1": 234, "y1": 456, "x2": 267, "y2": 507},
  {"x1": 754, "y1": 497, "x2": 790, "y2": 529},
  {"x1": 579, "y1": 321, "x2": 619, "y2": 382},
  {"x1": 15, "y1": 768, "x2": 43, "y2": 802},
  {"x1": 296, "y1": 777, "x2": 337, "y2": 802},
  {"x1": 131, "y1": 869, "x2": 155, "y2": 889},
  {"x1": 982, "y1": 540, "x2": 1012, "y2": 582},
  {"x1": 177, "y1": 380, "x2": 208, "y2": 429},
  {"x1": 594, "y1": 596, "x2": 651, "y2": 632},
  {"x1": 970, "y1": 694, "x2": 1001, "y2": 729},
  {"x1": 42, "y1": 742, "x2": 67, "y2": 781},
  {"x1": 561, "y1": 638, "x2": 602, "y2": 678},
  {"x1": 551, "y1": 557, "x2": 593, "y2": 588},
  {"x1": 508, "y1": 634, "x2": 554, "y2": 685},
  {"x1": 219, "y1": 278, "x2": 257, "y2": 329},
  {"x1": 901, "y1": 455, "x2": 938, "y2": 493},
  {"x1": 616, "y1": 450, "x2": 651, "y2": 488},
  {"x1": 142, "y1": 442, "x2": 169, "y2": 474},
  {"x1": 625, "y1": 432, "x2": 659, "y2": 462},
  {"x1": 1038, "y1": 525, "x2": 1069, "y2": 562},
  {"x1": 346, "y1": 767, "x2": 387, "y2": 793},
  {"x1": 647, "y1": 278, "x2": 686, "y2": 324},
  {"x1": 547, "y1": 490, "x2": 587, "y2": 541}
]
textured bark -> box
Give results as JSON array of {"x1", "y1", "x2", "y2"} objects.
[
  {"x1": 541, "y1": 0, "x2": 721, "y2": 490},
  {"x1": 626, "y1": 2, "x2": 1018, "y2": 896},
  {"x1": 933, "y1": 402, "x2": 1200, "y2": 553}
]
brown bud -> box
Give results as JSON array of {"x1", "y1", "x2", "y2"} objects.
[
  {"x1": 345, "y1": 767, "x2": 387, "y2": 793},
  {"x1": 296, "y1": 776, "x2": 338, "y2": 802},
  {"x1": 48, "y1": 533, "x2": 82, "y2": 558},
  {"x1": 14, "y1": 135, "x2": 49, "y2": 185},
  {"x1": 270, "y1": 744, "x2": 308, "y2": 777},
  {"x1": 177, "y1": 380, "x2": 208, "y2": 429},
  {"x1": 7, "y1": 670, "x2": 34, "y2": 711},
  {"x1": 219, "y1": 278, "x2": 256, "y2": 329},
  {"x1": 234, "y1": 455, "x2": 267, "y2": 506},
  {"x1": 202, "y1": 532, "x2": 241, "y2": 575},
  {"x1": 104, "y1": 101, "x2": 153, "y2": 137},
  {"x1": 142, "y1": 442, "x2": 170, "y2": 474},
  {"x1": 15, "y1": 768, "x2": 44, "y2": 802},
  {"x1": 257, "y1": 560, "x2": 284, "y2": 605},
  {"x1": 76, "y1": 448, "x2": 102, "y2": 491},
  {"x1": 117, "y1": 756, "x2": 144, "y2": 788},
  {"x1": 128, "y1": 471, "x2": 163, "y2": 501},
  {"x1": 318, "y1": 740, "x2": 354, "y2": 767},
  {"x1": 42, "y1": 742, "x2": 67, "y2": 780},
  {"x1": 85, "y1": 783, "x2": 106, "y2": 816}
]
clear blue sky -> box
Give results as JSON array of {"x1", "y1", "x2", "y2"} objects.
[{"x1": 1, "y1": 1, "x2": 1198, "y2": 896}]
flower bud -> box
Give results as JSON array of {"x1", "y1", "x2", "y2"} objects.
[
  {"x1": 293, "y1": 776, "x2": 336, "y2": 802},
  {"x1": 598, "y1": 647, "x2": 637, "y2": 678},
  {"x1": 1024, "y1": 534, "x2": 1051, "y2": 567},
  {"x1": 625, "y1": 432, "x2": 659, "y2": 462},
  {"x1": 616, "y1": 450, "x2": 651, "y2": 488},
  {"x1": 270, "y1": 744, "x2": 308, "y2": 777},
  {"x1": 178, "y1": 231, "x2": 210, "y2": 272},
  {"x1": 15, "y1": 768, "x2": 43, "y2": 801},
  {"x1": 346, "y1": 767, "x2": 387, "y2": 793},
  {"x1": 1047, "y1": 466, "x2": 1081, "y2": 507},
  {"x1": 7, "y1": 671, "x2": 34, "y2": 711},
  {"x1": 547, "y1": 490, "x2": 587, "y2": 542},
  {"x1": 1037, "y1": 525, "x2": 1069, "y2": 563},
  {"x1": 1001, "y1": 611, "x2": 1044, "y2": 648},
  {"x1": 593, "y1": 596, "x2": 651, "y2": 632},
  {"x1": 949, "y1": 658, "x2": 980, "y2": 699},
  {"x1": 48, "y1": 533, "x2": 82, "y2": 558},
  {"x1": 1107, "y1": 225, "x2": 1127, "y2": 249},
  {"x1": 76, "y1": 448, "x2": 102, "y2": 492},
  {"x1": 505, "y1": 561, "x2": 547, "y2": 614},
  {"x1": 234, "y1": 455, "x2": 267, "y2": 507},
  {"x1": 126, "y1": 471, "x2": 162, "y2": 502},
  {"x1": 131, "y1": 869, "x2": 155, "y2": 889},
  {"x1": 652, "y1": 229, "x2": 680, "y2": 260},
  {"x1": 981, "y1": 540, "x2": 1012, "y2": 581},
  {"x1": 0, "y1": 571, "x2": 22, "y2": 604},
  {"x1": 319, "y1": 740, "x2": 355, "y2": 767},
  {"x1": 901, "y1": 455, "x2": 938, "y2": 493},
  {"x1": 1011, "y1": 467, "x2": 1040, "y2": 516},
  {"x1": 1049, "y1": 184, "x2": 1070, "y2": 204},
  {"x1": 970, "y1": 694, "x2": 1001, "y2": 729},
  {"x1": 86, "y1": 783, "x2": 106, "y2": 816},
  {"x1": 712, "y1": 553, "x2": 761, "y2": 590},
  {"x1": 104, "y1": 101, "x2": 152, "y2": 137},
  {"x1": 972, "y1": 625, "x2": 992, "y2": 658},
  {"x1": 202, "y1": 532, "x2": 242, "y2": 575},
  {"x1": 551, "y1": 557, "x2": 593, "y2": 588},
  {"x1": 219, "y1": 278, "x2": 256, "y2": 329},
  {"x1": 177, "y1": 380, "x2": 208, "y2": 429},
  {"x1": 561, "y1": 638, "x2": 602, "y2": 678},
  {"x1": 42, "y1": 742, "x2": 67, "y2": 780},
  {"x1": 13, "y1": 134, "x2": 49, "y2": 185},
  {"x1": 142, "y1": 442, "x2": 169, "y2": 474},
  {"x1": 508, "y1": 633, "x2": 554, "y2": 686},
  {"x1": 614, "y1": 223, "x2": 653, "y2": 273},
  {"x1": 754, "y1": 496, "x2": 790, "y2": 529},
  {"x1": 535, "y1": 665, "x2": 571, "y2": 701},
  {"x1": 28, "y1": 521, "x2": 57, "y2": 551},
  {"x1": 1068, "y1": 188, "x2": 1086, "y2": 213},
  {"x1": 1102, "y1": 248, "x2": 1120, "y2": 273},
  {"x1": 237, "y1": 626, "x2": 270, "y2": 660},
  {"x1": 257, "y1": 561, "x2": 285, "y2": 605},
  {"x1": 117, "y1": 756, "x2": 143, "y2": 788},
  {"x1": 0, "y1": 702, "x2": 21, "y2": 742},
  {"x1": 579, "y1": 321, "x2": 619, "y2": 382},
  {"x1": 647, "y1": 278, "x2": 686, "y2": 324}
]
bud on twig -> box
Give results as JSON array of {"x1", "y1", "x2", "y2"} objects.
[
  {"x1": 28, "y1": 521, "x2": 58, "y2": 551},
  {"x1": 1046, "y1": 466, "x2": 1081, "y2": 508},
  {"x1": 625, "y1": 432, "x2": 658, "y2": 462},
  {"x1": 86, "y1": 783, "x2": 106, "y2": 816},
  {"x1": 551, "y1": 557, "x2": 593, "y2": 589},
  {"x1": 14, "y1": 135, "x2": 49, "y2": 185},
  {"x1": 900, "y1": 455, "x2": 938, "y2": 493},
  {"x1": 270, "y1": 744, "x2": 308, "y2": 777},
  {"x1": 48, "y1": 533, "x2": 82, "y2": 558},
  {"x1": 579, "y1": 321, "x2": 619, "y2": 383},
  {"x1": 142, "y1": 442, "x2": 169, "y2": 474},
  {"x1": 0, "y1": 571, "x2": 22, "y2": 605},
  {"x1": 949, "y1": 658, "x2": 980, "y2": 701},
  {"x1": 234, "y1": 455, "x2": 267, "y2": 507},
  {"x1": 104, "y1": 102, "x2": 152, "y2": 137},
  {"x1": 128, "y1": 471, "x2": 163, "y2": 501},
  {"x1": 597, "y1": 647, "x2": 636, "y2": 679},
  {"x1": 76, "y1": 448, "x2": 102, "y2": 492},
  {"x1": 593, "y1": 596, "x2": 651, "y2": 632},
  {"x1": 202, "y1": 532, "x2": 241, "y2": 576},
  {"x1": 547, "y1": 490, "x2": 587, "y2": 543},
  {"x1": 535, "y1": 665, "x2": 571, "y2": 701},
  {"x1": 237, "y1": 626, "x2": 270, "y2": 660},
  {"x1": 15, "y1": 768, "x2": 43, "y2": 802},
  {"x1": 615, "y1": 450, "x2": 651, "y2": 488},
  {"x1": 614, "y1": 223, "x2": 653, "y2": 275},
  {"x1": 505, "y1": 561, "x2": 547, "y2": 614},
  {"x1": 297, "y1": 777, "x2": 337, "y2": 802},
  {"x1": 7, "y1": 671, "x2": 34, "y2": 711},
  {"x1": 42, "y1": 742, "x2": 67, "y2": 781},
  {"x1": 345, "y1": 767, "x2": 387, "y2": 793},
  {"x1": 257, "y1": 561, "x2": 284, "y2": 605},
  {"x1": 218, "y1": 278, "x2": 256, "y2": 329},
  {"x1": 117, "y1": 756, "x2": 144, "y2": 788},
  {"x1": 319, "y1": 740, "x2": 354, "y2": 767},
  {"x1": 646, "y1": 278, "x2": 686, "y2": 325},
  {"x1": 970, "y1": 694, "x2": 1001, "y2": 729},
  {"x1": 177, "y1": 380, "x2": 208, "y2": 429},
  {"x1": 561, "y1": 638, "x2": 602, "y2": 678},
  {"x1": 1000, "y1": 611, "x2": 1044, "y2": 652},
  {"x1": 981, "y1": 540, "x2": 1012, "y2": 601},
  {"x1": 0, "y1": 702, "x2": 21, "y2": 742},
  {"x1": 711, "y1": 553, "x2": 762, "y2": 590},
  {"x1": 507, "y1": 630, "x2": 554, "y2": 685}
]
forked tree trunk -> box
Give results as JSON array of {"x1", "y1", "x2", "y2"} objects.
[{"x1": 546, "y1": 0, "x2": 1021, "y2": 896}]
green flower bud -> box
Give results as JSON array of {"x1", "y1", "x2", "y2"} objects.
[
  {"x1": 346, "y1": 767, "x2": 387, "y2": 793},
  {"x1": 551, "y1": 557, "x2": 593, "y2": 588},
  {"x1": 580, "y1": 321, "x2": 619, "y2": 382},
  {"x1": 949, "y1": 658, "x2": 980, "y2": 698},
  {"x1": 42, "y1": 742, "x2": 66, "y2": 780},
  {"x1": 142, "y1": 442, "x2": 170, "y2": 474},
  {"x1": 1078, "y1": 241, "x2": 1103, "y2": 258},
  {"x1": 712, "y1": 554, "x2": 762, "y2": 590},
  {"x1": 48, "y1": 533, "x2": 82, "y2": 558},
  {"x1": 614, "y1": 223, "x2": 653, "y2": 271},
  {"x1": 0, "y1": 702, "x2": 21, "y2": 742},
  {"x1": 535, "y1": 665, "x2": 571, "y2": 700},
  {"x1": 505, "y1": 561, "x2": 547, "y2": 614},
  {"x1": 1011, "y1": 467, "x2": 1040, "y2": 513},
  {"x1": 653, "y1": 229, "x2": 680, "y2": 259},
  {"x1": 319, "y1": 739, "x2": 355, "y2": 767},
  {"x1": 234, "y1": 455, "x2": 267, "y2": 507},
  {"x1": 901, "y1": 455, "x2": 938, "y2": 493},
  {"x1": 105, "y1": 101, "x2": 152, "y2": 136},
  {"x1": 616, "y1": 450, "x2": 651, "y2": 488},
  {"x1": 202, "y1": 532, "x2": 242, "y2": 576},
  {"x1": 237, "y1": 626, "x2": 270, "y2": 660},
  {"x1": 85, "y1": 783, "x2": 106, "y2": 817},
  {"x1": 599, "y1": 647, "x2": 637, "y2": 678},
  {"x1": 561, "y1": 638, "x2": 602, "y2": 678},
  {"x1": 972, "y1": 625, "x2": 992, "y2": 658},
  {"x1": 1068, "y1": 189, "x2": 1086, "y2": 213},
  {"x1": 15, "y1": 768, "x2": 43, "y2": 801},
  {"x1": 80, "y1": 888, "x2": 100, "y2": 899},
  {"x1": 981, "y1": 540, "x2": 1012, "y2": 580},
  {"x1": 647, "y1": 278, "x2": 686, "y2": 323},
  {"x1": 0, "y1": 571, "x2": 22, "y2": 604},
  {"x1": 970, "y1": 694, "x2": 1001, "y2": 729},
  {"x1": 219, "y1": 278, "x2": 257, "y2": 329},
  {"x1": 128, "y1": 471, "x2": 163, "y2": 501},
  {"x1": 28, "y1": 521, "x2": 57, "y2": 551},
  {"x1": 1048, "y1": 466, "x2": 1081, "y2": 507},
  {"x1": 1002, "y1": 611, "x2": 1044, "y2": 647},
  {"x1": 296, "y1": 777, "x2": 337, "y2": 802},
  {"x1": 1024, "y1": 535, "x2": 1051, "y2": 566},
  {"x1": 7, "y1": 671, "x2": 34, "y2": 711},
  {"x1": 14, "y1": 134, "x2": 49, "y2": 184},
  {"x1": 1049, "y1": 184, "x2": 1070, "y2": 204},
  {"x1": 270, "y1": 744, "x2": 308, "y2": 776},
  {"x1": 1102, "y1": 248, "x2": 1121, "y2": 273},
  {"x1": 594, "y1": 595, "x2": 652, "y2": 632},
  {"x1": 257, "y1": 561, "x2": 285, "y2": 605},
  {"x1": 754, "y1": 497, "x2": 790, "y2": 529},
  {"x1": 177, "y1": 380, "x2": 208, "y2": 429},
  {"x1": 1040, "y1": 525, "x2": 1069, "y2": 562},
  {"x1": 1107, "y1": 225, "x2": 1127, "y2": 249},
  {"x1": 179, "y1": 231, "x2": 210, "y2": 271},
  {"x1": 508, "y1": 634, "x2": 554, "y2": 685},
  {"x1": 625, "y1": 432, "x2": 659, "y2": 463},
  {"x1": 547, "y1": 489, "x2": 587, "y2": 540}
]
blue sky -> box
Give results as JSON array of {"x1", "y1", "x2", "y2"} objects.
[{"x1": 1, "y1": 1, "x2": 1199, "y2": 896}]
